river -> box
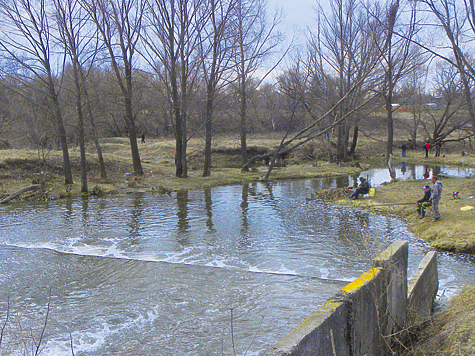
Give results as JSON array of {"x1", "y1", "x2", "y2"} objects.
[{"x1": 0, "y1": 165, "x2": 474, "y2": 355}]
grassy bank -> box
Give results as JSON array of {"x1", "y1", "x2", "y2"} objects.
[
  {"x1": 323, "y1": 176, "x2": 475, "y2": 254},
  {"x1": 312, "y1": 144, "x2": 475, "y2": 355},
  {"x1": 0, "y1": 136, "x2": 363, "y2": 199}
]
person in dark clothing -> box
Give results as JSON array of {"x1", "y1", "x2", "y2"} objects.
[
  {"x1": 141, "y1": 132, "x2": 145, "y2": 143},
  {"x1": 423, "y1": 141, "x2": 430, "y2": 158},
  {"x1": 401, "y1": 143, "x2": 407, "y2": 157},
  {"x1": 349, "y1": 177, "x2": 370, "y2": 200},
  {"x1": 415, "y1": 185, "x2": 431, "y2": 219},
  {"x1": 435, "y1": 141, "x2": 441, "y2": 156}
]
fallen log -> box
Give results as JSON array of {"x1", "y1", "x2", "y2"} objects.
[{"x1": 0, "y1": 184, "x2": 42, "y2": 204}]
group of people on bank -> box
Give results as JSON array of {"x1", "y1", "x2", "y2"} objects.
[
  {"x1": 415, "y1": 175, "x2": 443, "y2": 222},
  {"x1": 348, "y1": 175, "x2": 443, "y2": 223},
  {"x1": 401, "y1": 140, "x2": 442, "y2": 158}
]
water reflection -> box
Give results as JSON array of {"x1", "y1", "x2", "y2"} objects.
[
  {"x1": 204, "y1": 188, "x2": 214, "y2": 232},
  {"x1": 64, "y1": 198, "x2": 73, "y2": 221},
  {"x1": 344, "y1": 163, "x2": 474, "y2": 187},
  {"x1": 128, "y1": 193, "x2": 144, "y2": 239},
  {"x1": 241, "y1": 184, "x2": 249, "y2": 237},
  {"x1": 176, "y1": 190, "x2": 189, "y2": 237}
]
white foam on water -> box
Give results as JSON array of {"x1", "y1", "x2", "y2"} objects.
[
  {"x1": 319, "y1": 267, "x2": 330, "y2": 279},
  {"x1": 39, "y1": 305, "x2": 163, "y2": 355},
  {"x1": 39, "y1": 323, "x2": 109, "y2": 356},
  {"x1": 1, "y1": 235, "x2": 132, "y2": 261},
  {"x1": 248, "y1": 264, "x2": 297, "y2": 277}
]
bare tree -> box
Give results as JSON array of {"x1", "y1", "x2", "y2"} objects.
[
  {"x1": 372, "y1": 0, "x2": 421, "y2": 162},
  {"x1": 54, "y1": 0, "x2": 107, "y2": 182},
  {"x1": 198, "y1": 0, "x2": 235, "y2": 177},
  {"x1": 142, "y1": 0, "x2": 203, "y2": 178},
  {"x1": 421, "y1": 0, "x2": 475, "y2": 139},
  {"x1": 305, "y1": 0, "x2": 383, "y2": 162},
  {"x1": 397, "y1": 63, "x2": 429, "y2": 148},
  {"x1": 231, "y1": 0, "x2": 283, "y2": 170},
  {"x1": 54, "y1": 0, "x2": 92, "y2": 192},
  {"x1": 422, "y1": 60, "x2": 471, "y2": 143},
  {"x1": 82, "y1": 0, "x2": 144, "y2": 175},
  {"x1": 0, "y1": 0, "x2": 73, "y2": 184},
  {"x1": 0, "y1": 84, "x2": 14, "y2": 138}
]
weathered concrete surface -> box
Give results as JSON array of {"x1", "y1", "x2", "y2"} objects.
[
  {"x1": 263, "y1": 300, "x2": 349, "y2": 356},
  {"x1": 407, "y1": 251, "x2": 438, "y2": 323},
  {"x1": 340, "y1": 268, "x2": 385, "y2": 356},
  {"x1": 374, "y1": 240, "x2": 408, "y2": 339},
  {"x1": 261, "y1": 242, "x2": 438, "y2": 356}
]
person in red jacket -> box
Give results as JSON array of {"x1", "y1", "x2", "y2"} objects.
[{"x1": 423, "y1": 140, "x2": 430, "y2": 158}]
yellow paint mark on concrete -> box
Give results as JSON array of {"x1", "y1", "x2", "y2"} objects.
[
  {"x1": 322, "y1": 300, "x2": 342, "y2": 309},
  {"x1": 341, "y1": 267, "x2": 382, "y2": 293},
  {"x1": 291, "y1": 300, "x2": 344, "y2": 332}
]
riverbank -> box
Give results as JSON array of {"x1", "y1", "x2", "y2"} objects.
[
  {"x1": 0, "y1": 136, "x2": 364, "y2": 199},
  {"x1": 319, "y1": 176, "x2": 475, "y2": 254}
]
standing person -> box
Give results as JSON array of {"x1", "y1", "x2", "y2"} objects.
[
  {"x1": 423, "y1": 140, "x2": 430, "y2": 158},
  {"x1": 415, "y1": 185, "x2": 431, "y2": 219},
  {"x1": 435, "y1": 141, "x2": 441, "y2": 156},
  {"x1": 401, "y1": 142, "x2": 407, "y2": 157},
  {"x1": 431, "y1": 175, "x2": 443, "y2": 222},
  {"x1": 141, "y1": 132, "x2": 145, "y2": 143},
  {"x1": 349, "y1": 177, "x2": 370, "y2": 200}
]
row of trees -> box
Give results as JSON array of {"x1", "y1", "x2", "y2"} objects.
[
  {"x1": 0, "y1": 0, "x2": 474, "y2": 190},
  {"x1": 0, "y1": 0, "x2": 283, "y2": 192}
]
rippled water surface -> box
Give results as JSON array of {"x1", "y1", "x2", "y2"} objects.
[{"x1": 1, "y1": 179, "x2": 475, "y2": 355}]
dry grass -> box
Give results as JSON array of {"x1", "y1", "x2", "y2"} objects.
[
  {"x1": 400, "y1": 285, "x2": 475, "y2": 356},
  {"x1": 0, "y1": 135, "x2": 362, "y2": 200}
]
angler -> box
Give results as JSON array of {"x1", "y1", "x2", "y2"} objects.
[{"x1": 415, "y1": 185, "x2": 432, "y2": 219}]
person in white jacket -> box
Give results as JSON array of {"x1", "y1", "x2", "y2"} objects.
[{"x1": 431, "y1": 176, "x2": 443, "y2": 222}]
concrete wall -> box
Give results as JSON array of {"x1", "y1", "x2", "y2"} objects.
[
  {"x1": 374, "y1": 240, "x2": 408, "y2": 341},
  {"x1": 407, "y1": 251, "x2": 438, "y2": 324},
  {"x1": 261, "y1": 241, "x2": 438, "y2": 356}
]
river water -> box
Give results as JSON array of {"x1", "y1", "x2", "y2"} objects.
[{"x1": 1, "y1": 166, "x2": 475, "y2": 355}]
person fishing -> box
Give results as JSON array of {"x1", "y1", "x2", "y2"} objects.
[
  {"x1": 431, "y1": 175, "x2": 443, "y2": 222},
  {"x1": 415, "y1": 185, "x2": 431, "y2": 219},
  {"x1": 349, "y1": 177, "x2": 370, "y2": 200}
]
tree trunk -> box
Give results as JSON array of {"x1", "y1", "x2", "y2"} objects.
[
  {"x1": 240, "y1": 77, "x2": 248, "y2": 171},
  {"x1": 81, "y1": 71, "x2": 107, "y2": 179},
  {"x1": 0, "y1": 185, "x2": 42, "y2": 204},
  {"x1": 76, "y1": 83, "x2": 88, "y2": 193},
  {"x1": 348, "y1": 125, "x2": 358, "y2": 156},
  {"x1": 72, "y1": 60, "x2": 88, "y2": 193},
  {"x1": 203, "y1": 92, "x2": 213, "y2": 177},
  {"x1": 50, "y1": 82, "x2": 73, "y2": 185},
  {"x1": 125, "y1": 70, "x2": 143, "y2": 175}
]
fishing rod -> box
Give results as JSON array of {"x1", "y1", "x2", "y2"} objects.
[{"x1": 369, "y1": 202, "x2": 416, "y2": 207}]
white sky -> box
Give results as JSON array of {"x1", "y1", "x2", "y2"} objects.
[{"x1": 268, "y1": 0, "x2": 317, "y2": 35}]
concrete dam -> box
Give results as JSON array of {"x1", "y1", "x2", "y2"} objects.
[{"x1": 262, "y1": 240, "x2": 438, "y2": 356}]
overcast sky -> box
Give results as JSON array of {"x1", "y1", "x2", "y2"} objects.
[{"x1": 268, "y1": 0, "x2": 317, "y2": 34}]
